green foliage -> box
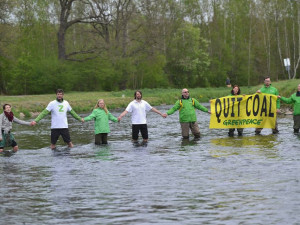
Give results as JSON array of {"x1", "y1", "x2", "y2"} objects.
[
  {"x1": 166, "y1": 24, "x2": 210, "y2": 88},
  {"x1": 130, "y1": 54, "x2": 168, "y2": 89},
  {"x1": 0, "y1": 0, "x2": 299, "y2": 94}
]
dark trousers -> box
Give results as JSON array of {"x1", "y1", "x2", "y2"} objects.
[
  {"x1": 132, "y1": 124, "x2": 148, "y2": 141},
  {"x1": 293, "y1": 115, "x2": 300, "y2": 130},
  {"x1": 228, "y1": 128, "x2": 243, "y2": 136},
  {"x1": 180, "y1": 122, "x2": 200, "y2": 139},
  {"x1": 95, "y1": 133, "x2": 108, "y2": 145},
  {"x1": 255, "y1": 120, "x2": 278, "y2": 134}
]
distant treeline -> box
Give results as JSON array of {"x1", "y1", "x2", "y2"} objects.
[{"x1": 0, "y1": 0, "x2": 299, "y2": 95}]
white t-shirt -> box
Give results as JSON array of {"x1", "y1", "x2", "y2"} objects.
[
  {"x1": 46, "y1": 100, "x2": 72, "y2": 129},
  {"x1": 125, "y1": 100, "x2": 152, "y2": 124}
]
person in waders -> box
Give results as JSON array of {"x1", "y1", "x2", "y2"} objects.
[{"x1": 163, "y1": 88, "x2": 210, "y2": 139}]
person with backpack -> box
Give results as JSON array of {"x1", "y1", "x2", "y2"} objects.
[{"x1": 163, "y1": 88, "x2": 210, "y2": 139}]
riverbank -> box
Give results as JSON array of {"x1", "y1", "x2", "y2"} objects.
[{"x1": 0, "y1": 79, "x2": 299, "y2": 117}]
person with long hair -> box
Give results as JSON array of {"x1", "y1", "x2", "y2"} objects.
[
  {"x1": 228, "y1": 85, "x2": 244, "y2": 136},
  {"x1": 118, "y1": 90, "x2": 165, "y2": 143},
  {"x1": 83, "y1": 99, "x2": 118, "y2": 144},
  {"x1": 0, "y1": 104, "x2": 33, "y2": 153}
]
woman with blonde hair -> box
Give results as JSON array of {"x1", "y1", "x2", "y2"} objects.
[{"x1": 82, "y1": 99, "x2": 118, "y2": 144}]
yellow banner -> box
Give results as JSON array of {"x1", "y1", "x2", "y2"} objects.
[{"x1": 209, "y1": 93, "x2": 277, "y2": 129}]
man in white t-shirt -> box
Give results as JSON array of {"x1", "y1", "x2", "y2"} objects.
[
  {"x1": 31, "y1": 89, "x2": 82, "y2": 149},
  {"x1": 118, "y1": 90, "x2": 166, "y2": 143}
]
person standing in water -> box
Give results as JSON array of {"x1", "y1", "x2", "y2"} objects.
[
  {"x1": 118, "y1": 90, "x2": 165, "y2": 143},
  {"x1": 82, "y1": 99, "x2": 118, "y2": 144},
  {"x1": 255, "y1": 77, "x2": 280, "y2": 134},
  {"x1": 278, "y1": 84, "x2": 300, "y2": 134},
  {"x1": 163, "y1": 88, "x2": 210, "y2": 139},
  {"x1": 31, "y1": 89, "x2": 82, "y2": 150},
  {"x1": 0, "y1": 104, "x2": 33, "y2": 153},
  {"x1": 228, "y1": 85, "x2": 244, "y2": 137}
]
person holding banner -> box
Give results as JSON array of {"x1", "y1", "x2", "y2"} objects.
[
  {"x1": 255, "y1": 77, "x2": 280, "y2": 134},
  {"x1": 163, "y1": 88, "x2": 209, "y2": 139},
  {"x1": 228, "y1": 85, "x2": 244, "y2": 137},
  {"x1": 278, "y1": 84, "x2": 300, "y2": 133}
]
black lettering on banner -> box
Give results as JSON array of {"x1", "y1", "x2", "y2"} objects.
[
  {"x1": 231, "y1": 98, "x2": 235, "y2": 117},
  {"x1": 237, "y1": 97, "x2": 242, "y2": 117},
  {"x1": 253, "y1": 94, "x2": 260, "y2": 116},
  {"x1": 260, "y1": 95, "x2": 267, "y2": 116},
  {"x1": 269, "y1": 96, "x2": 274, "y2": 117},
  {"x1": 246, "y1": 96, "x2": 252, "y2": 116},
  {"x1": 215, "y1": 99, "x2": 222, "y2": 123},
  {"x1": 223, "y1": 98, "x2": 229, "y2": 117}
]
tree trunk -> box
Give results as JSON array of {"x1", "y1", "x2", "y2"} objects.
[
  {"x1": 58, "y1": 24, "x2": 67, "y2": 60},
  {"x1": 292, "y1": 1, "x2": 300, "y2": 79},
  {"x1": 275, "y1": 3, "x2": 285, "y2": 79}
]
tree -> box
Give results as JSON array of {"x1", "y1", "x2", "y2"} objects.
[
  {"x1": 166, "y1": 24, "x2": 210, "y2": 87},
  {"x1": 57, "y1": 0, "x2": 111, "y2": 60}
]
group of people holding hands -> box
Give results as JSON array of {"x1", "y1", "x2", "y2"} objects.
[{"x1": 1, "y1": 77, "x2": 300, "y2": 153}]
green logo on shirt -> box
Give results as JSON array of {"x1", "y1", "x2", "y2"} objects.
[{"x1": 58, "y1": 105, "x2": 64, "y2": 112}]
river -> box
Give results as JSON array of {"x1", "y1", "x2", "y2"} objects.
[{"x1": 0, "y1": 104, "x2": 299, "y2": 225}]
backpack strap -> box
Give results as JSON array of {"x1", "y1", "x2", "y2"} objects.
[
  {"x1": 179, "y1": 98, "x2": 195, "y2": 111},
  {"x1": 179, "y1": 99, "x2": 183, "y2": 111}
]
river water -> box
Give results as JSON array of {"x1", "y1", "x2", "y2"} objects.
[{"x1": 0, "y1": 104, "x2": 299, "y2": 225}]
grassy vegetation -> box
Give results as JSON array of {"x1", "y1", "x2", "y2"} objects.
[{"x1": 0, "y1": 79, "x2": 299, "y2": 117}]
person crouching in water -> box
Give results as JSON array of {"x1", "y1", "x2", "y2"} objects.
[
  {"x1": 0, "y1": 104, "x2": 33, "y2": 153},
  {"x1": 82, "y1": 99, "x2": 118, "y2": 144},
  {"x1": 228, "y1": 85, "x2": 244, "y2": 137}
]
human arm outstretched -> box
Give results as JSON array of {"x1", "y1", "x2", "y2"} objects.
[
  {"x1": 69, "y1": 109, "x2": 82, "y2": 121},
  {"x1": 194, "y1": 99, "x2": 209, "y2": 113},
  {"x1": 108, "y1": 112, "x2": 118, "y2": 122},
  {"x1": 118, "y1": 110, "x2": 128, "y2": 121},
  {"x1": 166, "y1": 100, "x2": 181, "y2": 116},
  {"x1": 34, "y1": 109, "x2": 50, "y2": 123},
  {"x1": 151, "y1": 107, "x2": 164, "y2": 117}
]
